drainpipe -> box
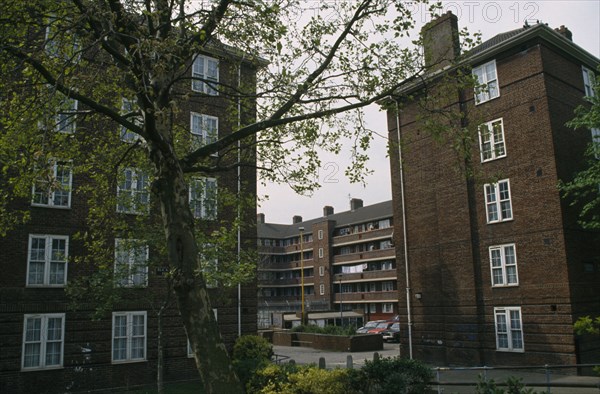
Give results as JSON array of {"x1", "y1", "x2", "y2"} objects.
[{"x1": 393, "y1": 97, "x2": 413, "y2": 359}]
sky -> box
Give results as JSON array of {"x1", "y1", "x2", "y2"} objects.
[{"x1": 258, "y1": 1, "x2": 600, "y2": 225}]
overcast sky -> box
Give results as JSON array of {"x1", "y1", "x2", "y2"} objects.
[{"x1": 258, "y1": 0, "x2": 600, "y2": 225}]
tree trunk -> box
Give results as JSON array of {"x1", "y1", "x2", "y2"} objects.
[{"x1": 150, "y1": 141, "x2": 243, "y2": 393}]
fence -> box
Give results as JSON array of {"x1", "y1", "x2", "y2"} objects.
[{"x1": 433, "y1": 364, "x2": 600, "y2": 394}]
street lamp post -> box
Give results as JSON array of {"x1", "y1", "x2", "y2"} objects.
[{"x1": 299, "y1": 226, "x2": 306, "y2": 325}]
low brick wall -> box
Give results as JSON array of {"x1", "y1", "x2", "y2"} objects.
[{"x1": 271, "y1": 331, "x2": 383, "y2": 352}]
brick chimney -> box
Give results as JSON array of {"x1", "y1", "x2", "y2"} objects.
[
  {"x1": 257, "y1": 213, "x2": 265, "y2": 224},
  {"x1": 422, "y1": 11, "x2": 460, "y2": 71},
  {"x1": 350, "y1": 198, "x2": 363, "y2": 211},
  {"x1": 292, "y1": 215, "x2": 303, "y2": 224},
  {"x1": 554, "y1": 25, "x2": 573, "y2": 41},
  {"x1": 323, "y1": 206, "x2": 334, "y2": 216}
]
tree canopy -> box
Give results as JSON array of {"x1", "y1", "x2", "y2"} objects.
[{"x1": 0, "y1": 1, "x2": 455, "y2": 392}]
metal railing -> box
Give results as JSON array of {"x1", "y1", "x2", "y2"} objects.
[{"x1": 433, "y1": 364, "x2": 600, "y2": 394}]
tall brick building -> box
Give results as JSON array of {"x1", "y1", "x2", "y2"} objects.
[
  {"x1": 388, "y1": 12, "x2": 600, "y2": 368},
  {"x1": 257, "y1": 199, "x2": 397, "y2": 328},
  {"x1": 0, "y1": 46, "x2": 259, "y2": 392}
]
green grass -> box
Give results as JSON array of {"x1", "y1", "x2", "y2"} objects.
[{"x1": 125, "y1": 380, "x2": 205, "y2": 394}]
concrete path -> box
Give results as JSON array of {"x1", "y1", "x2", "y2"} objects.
[{"x1": 272, "y1": 343, "x2": 600, "y2": 394}]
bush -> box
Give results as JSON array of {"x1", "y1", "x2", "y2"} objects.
[
  {"x1": 475, "y1": 375, "x2": 539, "y2": 394},
  {"x1": 247, "y1": 364, "x2": 358, "y2": 394},
  {"x1": 232, "y1": 335, "x2": 274, "y2": 387},
  {"x1": 353, "y1": 356, "x2": 433, "y2": 394}
]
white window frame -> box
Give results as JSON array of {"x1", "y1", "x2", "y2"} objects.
[
  {"x1": 484, "y1": 179, "x2": 513, "y2": 223},
  {"x1": 318, "y1": 247, "x2": 324, "y2": 259},
  {"x1": 318, "y1": 266, "x2": 325, "y2": 277},
  {"x1": 120, "y1": 98, "x2": 142, "y2": 143},
  {"x1": 479, "y1": 118, "x2": 506, "y2": 162},
  {"x1": 382, "y1": 303, "x2": 394, "y2": 313},
  {"x1": 319, "y1": 284, "x2": 325, "y2": 295},
  {"x1": 112, "y1": 311, "x2": 147, "y2": 363},
  {"x1": 27, "y1": 234, "x2": 69, "y2": 287},
  {"x1": 200, "y1": 244, "x2": 218, "y2": 288},
  {"x1": 189, "y1": 177, "x2": 218, "y2": 220},
  {"x1": 116, "y1": 168, "x2": 149, "y2": 215},
  {"x1": 489, "y1": 244, "x2": 518, "y2": 287},
  {"x1": 22, "y1": 313, "x2": 65, "y2": 370},
  {"x1": 191, "y1": 55, "x2": 219, "y2": 95},
  {"x1": 582, "y1": 66, "x2": 596, "y2": 98},
  {"x1": 369, "y1": 303, "x2": 377, "y2": 313},
  {"x1": 190, "y1": 112, "x2": 218, "y2": 154},
  {"x1": 56, "y1": 98, "x2": 78, "y2": 133},
  {"x1": 31, "y1": 161, "x2": 72, "y2": 208},
  {"x1": 382, "y1": 281, "x2": 394, "y2": 292},
  {"x1": 473, "y1": 60, "x2": 499, "y2": 104},
  {"x1": 318, "y1": 229, "x2": 324, "y2": 240},
  {"x1": 114, "y1": 239, "x2": 148, "y2": 287},
  {"x1": 494, "y1": 307, "x2": 524, "y2": 352}
]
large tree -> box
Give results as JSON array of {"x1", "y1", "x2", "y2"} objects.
[{"x1": 0, "y1": 0, "x2": 449, "y2": 392}]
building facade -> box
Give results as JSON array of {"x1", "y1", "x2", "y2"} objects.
[
  {"x1": 257, "y1": 199, "x2": 398, "y2": 328},
  {"x1": 388, "y1": 12, "x2": 600, "y2": 368},
  {"x1": 0, "y1": 46, "x2": 259, "y2": 393}
]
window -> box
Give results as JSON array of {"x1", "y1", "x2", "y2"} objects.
[
  {"x1": 490, "y1": 244, "x2": 518, "y2": 287},
  {"x1": 190, "y1": 112, "x2": 218, "y2": 152},
  {"x1": 318, "y1": 248, "x2": 324, "y2": 259},
  {"x1": 380, "y1": 240, "x2": 393, "y2": 249},
  {"x1": 382, "y1": 281, "x2": 394, "y2": 292},
  {"x1": 189, "y1": 177, "x2": 217, "y2": 219},
  {"x1": 479, "y1": 118, "x2": 506, "y2": 162},
  {"x1": 22, "y1": 314, "x2": 64, "y2": 370},
  {"x1": 200, "y1": 244, "x2": 218, "y2": 288},
  {"x1": 318, "y1": 229, "x2": 323, "y2": 240},
  {"x1": 188, "y1": 309, "x2": 217, "y2": 357},
  {"x1": 114, "y1": 239, "x2": 148, "y2": 287},
  {"x1": 382, "y1": 261, "x2": 393, "y2": 271},
  {"x1": 369, "y1": 303, "x2": 377, "y2": 313},
  {"x1": 192, "y1": 55, "x2": 219, "y2": 95},
  {"x1": 473, "y1": 60, "x2": 499, "y2": 104},
  {"x1": 494, "y1": 307, "x2": 524, "y2": 352},
  {"x1": 116, "y1": 168, "x2": 149, "y2": 214},
  {"x1": 27, "y1": 235, "x2": 68, "y2": 286},
  {"x1": 319, "y1": 266, "x2": 324, "y2": 276},
  {"x1": 485, "y1": 179, "x2": 513, "y2": 223},
  {"x1": 382, "y1": 303, "x2": 394, "y2": 313},
  {"x1": 32, "y1": 161, "x2": 72, "y2": 208},
  {"x1": 582, "y1": 66, "x2": 595, "y2": 97},
  {"x1": 120, "y1": 98, "x2": 142, "y2": 142},
  {"x1": 56, "y1": 98, "x2": 78, "y2": 133},
  {"x1": 378, "y1": 219, "x2": 391, "y2": 229},
  {"x1": 319, "y1": 284, "x2": 325, "y2": 295},
  {"x1": 112, "y1": 311, "x2": 146, "y2": 362}
]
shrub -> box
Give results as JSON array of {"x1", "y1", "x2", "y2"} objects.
[
  {"x1": 291, "y1": 324, "x2": 356, "y2": 336},
  {"x1": 353, "y1": 356, "x2": 433, "y2": 394},
  {"x1": 232, "y1": 335, "x2": 274, "y2": 387},
  {"x1": 475, "y1": 375, "x2": 539, "y2": 394}
]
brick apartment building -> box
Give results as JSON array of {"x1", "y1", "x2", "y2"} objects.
[
  {"x1": 387, "y1": 12, "x2": 600, "y2": 368},
  {"x1": 257, "y1": 199, "x2": 397, "y2": 328},
  {"x1": 0, "y1": 44, "x2": 260, "y2": 392}
]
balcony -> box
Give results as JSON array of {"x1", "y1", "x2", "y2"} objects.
[
  {"x1": 258, "y1": 258, "x2": 314, "y2": 271},
  {"x1": 334, "y1": 291, "x2": 398, "y2": 303},
  {"x1": 333, "y1": 248, "x2": 395, "y2": 264},
  {"x1": 332, "y1": 227, "x2": 393, "y2": 246}
]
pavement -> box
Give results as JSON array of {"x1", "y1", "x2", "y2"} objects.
[{"x1": 272, "y1": 343, "x2": 600, "y2": 394}]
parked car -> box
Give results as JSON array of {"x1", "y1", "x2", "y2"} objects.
[
  {"x1": 382, "y1": 322, "x2": 400, "y2": 342},
  {"x1": 367, "y1": 321, "x2": 396, "y2": 334},
  {"x1": 356, "y1": 320, "x2": 385, "y2": 334}
]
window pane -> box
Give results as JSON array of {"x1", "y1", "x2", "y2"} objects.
[
  {"x1": 28, "y1": 262, "x2": 45, "y2": 285},
  {"x1": 23, "y1": 343, "x2": 41, "y2": 368}
]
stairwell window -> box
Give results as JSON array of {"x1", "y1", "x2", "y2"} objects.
[
  {"x1": 114, "y1": 239, "x2": 148, "y2": 287},
  {"x1": 27, "y1": 235, "x2": 68, "y2": 287},
  {"x1": 112, "y1": 311, "x2": 146, "y2": 362},
  {"x1": 120, "y1": 98, "x2": 143, "y2": 142},
  {"x1": 490, "y1": 244, "x2": 518, "y2": 286},
  {"x1": 473, "y1": 60, "x2": 499, "y2": 104},
  {"x1": 189, "y1": 177, "x2": 217, "y2": 219},
  {"x1": 22, "y1": 314, "x2": 65, "y2": 370},
  {"x1": 190, "y1": 112, "x2": 218, "y2": 153},
  {"x1": 192, "y1": 55, "x2": 219, "y2": 95},
  {"x1": 32, "y1": 161, "x2": 72, "y2": 208},
  {"x1": 479, "y1": 118, "x2": 506, "y2": 162},
  {"x1": 484, "y1": 179, "x2": 513, "y2": 223},
  {"x1": 116, "y1": 168, "x2": 150, "y2": 214},
  {"x1": 56, "y1": 98, "x2": 78, "y2": 133},
  {"x1": 582, "y1": 66, "x2": 595, "y2": 97},
  {"x1": 494, "y1": 307, "x2": 524, "y2": 352}
]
